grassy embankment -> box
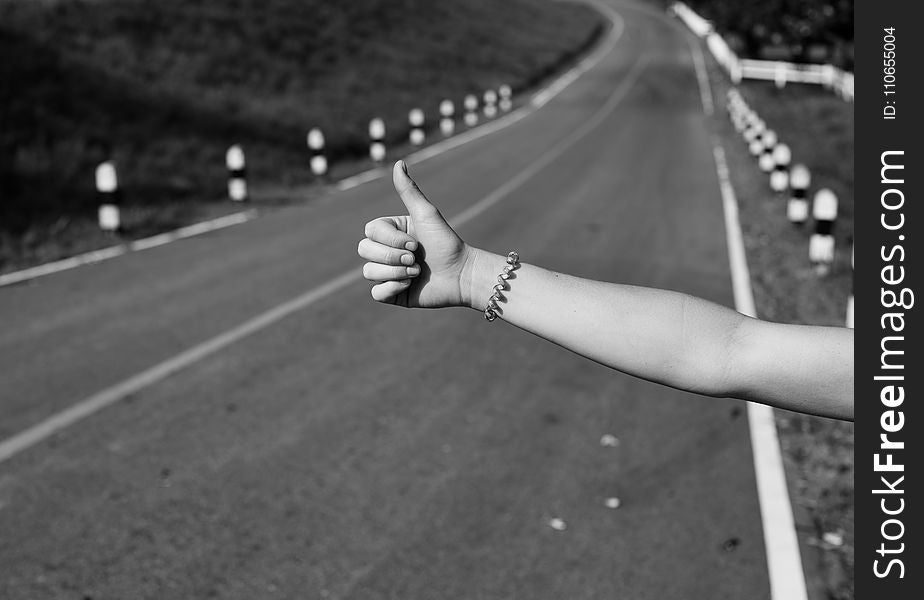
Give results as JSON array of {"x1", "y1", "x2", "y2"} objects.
[
  {"x1": 0, "y1": 0, "x2": 605, "y2": 271},
  {"x1": 712, "y1": 78, "x2": 855, "y2": 600}
]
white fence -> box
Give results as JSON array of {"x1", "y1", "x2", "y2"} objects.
[{"x1": 671, "y1": 2, "x2": 854, "y2": 101}]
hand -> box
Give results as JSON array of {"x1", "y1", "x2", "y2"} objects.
[{"x1": 358, "y1": 161, "x2": 475, "y2": 308}]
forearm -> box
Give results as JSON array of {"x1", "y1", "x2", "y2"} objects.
[
  {"x1": 461, "y1": 247, "x2": 742, "y2": 397},
  {"x1": 461, "y1": 248, "x2": 854, "y2": 420}
]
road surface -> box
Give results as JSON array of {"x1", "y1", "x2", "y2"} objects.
[{"x1": 1, "y1": 1, "x2": 774, "y2": 598}]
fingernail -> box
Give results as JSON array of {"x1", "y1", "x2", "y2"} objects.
[
  {"x1": 407, "y1": 264, "x2": 420, "y2": 276},
  {"x1": 401, "y1": 253, "x2": 414, "y2": 266},
  {"x1": 405, "y1": 240, "x2": 418, "y2": 251},
  {"x1": 400, "y1": 160, "x2": 408, "y2": 175}
]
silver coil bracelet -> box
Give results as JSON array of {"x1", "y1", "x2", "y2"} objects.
[{"x1": 484, "y1": 251, "x2": 520, "y2": 322}]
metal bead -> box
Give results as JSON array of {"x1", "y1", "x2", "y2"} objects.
[{"x1": 486, "y1": 251, "x2": 519, "y2": 324}]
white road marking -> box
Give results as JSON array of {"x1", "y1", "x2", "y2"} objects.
[
  {"x1": 130, "y1": 211, "x2": 256, "y2": 251},
  {"x1": 682, "y1": 9, "x2": 806, "y2": 592},
  {"x1": 337, "y1": 167, "x2": 390, "y2": 192},
  {"x1": 712, "y1": 147, "x2": 755, "y2": 317},
  {"x1": 452, "y1": 56, "x2": 648, "y2": 226},
  {"x1": 0, "y1": 270, "x2": 353, "y2": 464},
  {"x1": 0, "y1": 17, "x2": 643, "y2": 465},
  {"x1": 712, "y1": 144, "x2": 809, "y2": 600},
  {"x1": 531, "y1": 1, "x2": 624, "y2": 109},
  {"x1": 0, "y1": 246, "x2": 129, "y2": 288},
  {"x1": 338, "y1": 0, "x2": 626, "y2": 192},
  {"x1": 0, "y1": 211, "x2": 257, "y2": 288},
  {"x1": 688, "y1": 35, "x2": 715, "y2": 116}
]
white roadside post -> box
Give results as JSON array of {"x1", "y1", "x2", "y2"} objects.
[
  {"x1": 748, "y1": 121, "x2": 766, "y2": 156},
  {"x1": 788, "y1": 164, "x2": 811, "y2": 225},
  {"x1": 463, "y1": 94, "x2": 479, "y2": 127},
  {"x1": 742, "y1": 118, "x2": 754, "y2": 142},
  {"x1": 409, "y1": 108, "x2": 425, "y2": 146},
  {"x1": 498, "y1": 84, "x2": 513, "y2": 112},
  {"x1": 741, "y1": 111, "x2": 754, "y2": 137},
  {"x1": 407, "y1": 108, "x2": 426, "y2": 146},
  {"x1": 758, "y1": 130, "x2": 778, "y2": 173},
  {"x1": 746, "y1": 129, "x2": 762, "y2": 154},
  {"x1": 770, "y1": 143, "x2": 791, "y2": 195},
  {"x1": 439, "y1": 99, "x2": 455, "y2": 136},
  {"x1": 483, "y1": 89, "x2": 498, "y2": 119},
  {"x1": 741, "y1": 111, "x2": 756, "y2": 139},
  {"x1": 307, "y1": 128, "x2": 327, "y2": 177},
  {"x1": 774, "y1": 62, "x2": 787, "y2": 89},
  {"x1": 96, "y1": 160, "x2": 121, "y2": 234},
  {"x1": 727, "y1": 88, "x2": 742, "y2": 113},
  {"x1": 732, "y1": 110, "x2": 744, "y2": 133},
  {"x1": 823, "y1": 64, "x2": 837, "y2": 91},
  {"x1": 728, "y1": 91, "x2": 747, "y2": 133},
  {"x1": 725, "y1": 89, "x2": 736, "y2": 119},
  {"x1": 809, "y1": 188, "x2": 838, "y2": 275},
  {"x1": 730, "y1": 57, "x2": 743, "y2": 84},
  {"x1": 725, "y1": 88, "x2": 736, "y2": 110},
  {"x1": 738, "y1": 109, "x2": 757, "y2": 135},
  {"x1": 369, "y1": 118, "x2": 386, "y2": 163},
  {"x1": 738, "y1": 104, "x2": 757, "y2": 135},
  {"x1": 225, "y1": 145, "x2": 247, "y2": 202},
  {"x1": 847, "y1": 243, "x2": 854, "y2": 328},
  {"x1": 738, "y1": 112, "x2": 750, "y2": 133}
]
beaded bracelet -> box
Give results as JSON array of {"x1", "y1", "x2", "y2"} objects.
[{"x1": 484, "y1": 251, "x2": 520, "y2": 321}]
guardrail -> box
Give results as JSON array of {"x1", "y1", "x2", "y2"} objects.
[{"x1": 671, "y1": 2, "x2": 854, "y2": 101}]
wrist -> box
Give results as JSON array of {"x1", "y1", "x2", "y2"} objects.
[{"x1": 459, "y1": 247, "x2": 507, "y2": 311}]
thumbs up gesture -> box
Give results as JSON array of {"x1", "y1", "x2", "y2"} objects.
[{"x1": 358, "y1": 161, "x2": 475, "y2": 308}]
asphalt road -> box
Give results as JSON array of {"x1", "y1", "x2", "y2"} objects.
[{"x1": 0, "y1": 2, "x2": 772, "y2": 598}]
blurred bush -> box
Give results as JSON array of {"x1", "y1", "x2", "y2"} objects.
[{"x1": 686, "y1": 0, "x2": 853, "y2": 69}]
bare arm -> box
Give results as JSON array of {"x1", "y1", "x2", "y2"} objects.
[
  {"x1": 462, "y1": 249, "x2": 854, "y2": 420},
  {"x1": 358, "y1": 162, "x2": 854, "y2": 421}
]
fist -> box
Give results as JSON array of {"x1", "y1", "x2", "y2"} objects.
[{"x1": 358, "y1": 161, "x2": 474, "y2": 308}]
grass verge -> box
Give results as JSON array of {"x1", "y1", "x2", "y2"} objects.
[{"x1": 1, "y1": 0, "x2": 605, "y2": 273}]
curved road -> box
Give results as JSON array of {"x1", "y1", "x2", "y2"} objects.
[{"x1": 1, "y1": 2, "x2": 775, "y2": 598}]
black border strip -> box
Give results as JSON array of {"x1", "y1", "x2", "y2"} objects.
[{"x1": 856, "y1": 1, "x2": 920, "y2": 596}]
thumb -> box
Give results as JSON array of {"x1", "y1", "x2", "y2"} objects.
[{"x1": 393, "y1": 161, "x2": 440, "y2": 221}]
